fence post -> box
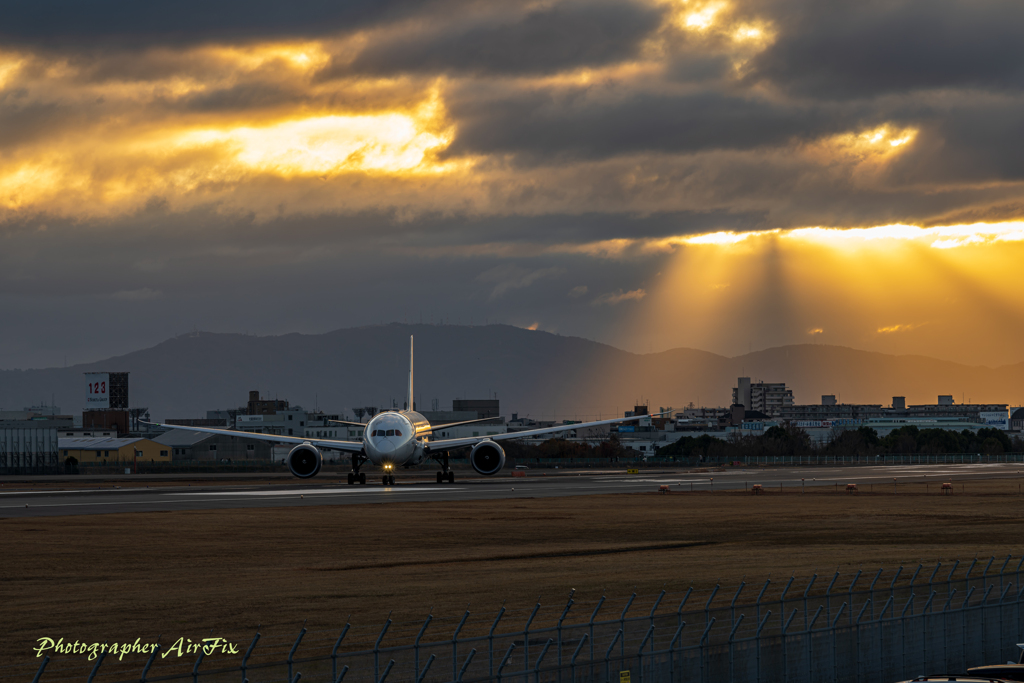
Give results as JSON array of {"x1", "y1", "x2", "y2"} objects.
[
  {"x1": 729, "y1": 582, "x2": 745, "y2": 634},
  {"x1": 141, "y1": 640, "x2": 162, "y2": 683},
  {"x1": 805, "y1": 606, "x2": 824, "y2": 683},
  {"x1": 31, "y1": 656, "x2": 49, "y2": 683},
  {"x1": 488, "y1": 607, "x2": 504, "y2": 680},
  {"x1": 636, "y1": 626, "x2": 654, "y2": 683},
  {"x1": 335, "y1": 665, "x2": 349, "y2": 683},
  {"x1": 452, "y1": 609, "x2": 470, "y2": 683},
  {"x1": 927, "y1": 563, "x2": 942, "y2": 605},
  {"x1": 803, "y1": 574, "x2": 818, "y2": 632},
  {"x1": 1000, "y1": 582, "x2": 1013, "y2": 662},
  {"x1": 830, "y1": 603, "x2": 846, "y2": 683},
  {"x1": 909, "y1": 565, "x2": 922, "y2": 614},
  {"x1": 868, "y1": 568, "x2": 884, "y2": 620},
  {"x1": 191, "y1": 642, "x2": 207, "y2": 683},
  {"x1": 496, "y1": 644, "x2": 516, "y2": 683},
  {"x1": 825, "y1": 571, "x2": 839, "y2": 626},
  {"x1": 558, "y1": 590, "x2": 575, "y2": 682},
  {"x1": 960, "y1": 586, "x2": 976, "y2": 672},
  {"x1": 698, "y1": 619, "x2": 715, "y2": 683},
  {"x1": 878, "y1": 595, "x2": 894, "y2": 681},
  {"x1": 589, "y1": 596, "x2": 605, "y2": 682},
  {"x1": 416, "y1": 654, "x2": 435, "y2": 683},
  {"x1": 779, "y1": 576, "x2": 794, "y2": 632},
  {"x1": 727, "y1": 614, "x2": 744, "y2": 683},
  {"x1": 458, "y1": 648, "x2": 477, "y2": 683},
  {"x1": 922, "y1": 591, "x2": 936, "y2": 674},
  {"x1": 900, "y1": 594, "x2": 915, "y2": 679},
  {"x1": 570, "y1": 633, "x2": 589, "y2": 683},
  {"x1": 855, "y1": 600, "x2": 870, "y2": 682},
  {"x1": 241, "y1": 631, "x2": 260, "y2": 683},
  {"x1": 287, "y1": 625, "x2": 307, "y2": 683},
  {"x1": 86, "y1": 647, "x2": 107, "y2": 683},
  {"x1": 524, "y1": 601, "x2": 540, "y2": 683},
  {"x1": 605, "y1": 630, "x2": 623, "y2": 683},
  {"x1": 378, "y1": 659, "x2": 394, "y2": 683},
  {"x1": 755, "y1": 610, "x2": 771, "y2": 683},
  {"x1": 847, "y1": 570, "x2": 862, "y2": 626},
  {"x1": 373, "y1": 614, "x2": 392, "y2": 683},
  {"x1": 704, "y1": 585, "x2": 720, "y2": 637},
  {"x1": 889, "y1": 566, "x2": 903, "y2": 611},
  {"x1": 667, "y1": 622, "x2": 685, "y2": 683},
  {"x1": 621, "y1": 592, "x2": 637, "y2": 662},
  {"x1": 414, "y1": 613, "x2": 432, "y2": 682},
  {"x1": 781, "y1": 609, "x2": 797, "y2": 683},
  {"x1": 755, "y1": 579, "x2": 770, "y2": 634}
]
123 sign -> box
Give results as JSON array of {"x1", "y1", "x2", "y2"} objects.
[{"x1": 85, "y1": 372, "x2": 110, "y2": 409}]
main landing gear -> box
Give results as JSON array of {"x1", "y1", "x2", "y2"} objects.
[
  {"x1": 347, "y1": 453, "x2": 367, "y2": 485},
  {"x1": 436, "y1": 452, "x2": 455, "y2": 484}
]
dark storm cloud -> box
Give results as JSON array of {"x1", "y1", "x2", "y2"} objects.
[
  {"x1": 0, "y1": 0, "x2": 459, "y2": 46},
  {"x1": 444, "y1": 86, "x2": 872, "y2": 159},
  {"x1": 335, "y1": 1, "x2": 665, "y2": 77},
  {"x1": 748, "y1": 0, "x2": 1024, "y2": 98}
]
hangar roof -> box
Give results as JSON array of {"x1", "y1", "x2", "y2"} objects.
[{"x1": 58, "y1": 437, "x2": 145, "y2": 450}]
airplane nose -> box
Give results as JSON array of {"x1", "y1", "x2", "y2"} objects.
[{"x1": 376, "y1": 439, "x2": 396, "y2": 454}]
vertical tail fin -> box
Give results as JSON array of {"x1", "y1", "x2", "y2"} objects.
[{"x1": 408, "y1": 335, "x2": 414, "y2": 412}]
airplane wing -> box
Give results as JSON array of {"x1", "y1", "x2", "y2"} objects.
[
  {"x1": 141, "y1": 422, "x2": 365, "y2": 452},
  {"x1": 423, "y1": 411, "x2": 670, "y2": 451},
  {"x1": 419, "y1": 416, "x2": 500, "y2": 434},
  {"x1": 328, "y1": 419, "x2": 370, "y2": 428}
]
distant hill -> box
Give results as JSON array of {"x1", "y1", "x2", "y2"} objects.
[{"x1": 1, "y1": 324, "x2": 1021, "y2": 420}]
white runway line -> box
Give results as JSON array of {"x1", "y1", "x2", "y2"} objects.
[{"x1": 170, "y1": 487, "x2": 458, "y2": 497}]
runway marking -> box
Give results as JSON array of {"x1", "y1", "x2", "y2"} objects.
[
  {"x1": 169, "y1": 487, "x2": 457, "y2": 497},
  {"x1": 0, "y1": 488, "x2": 469, "y2": 511}
]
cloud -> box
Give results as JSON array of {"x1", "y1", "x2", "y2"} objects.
[
  {"x1": 747, "y1": 0, "x2": 1024, "y2": 99},
  {"x1": 877, "y1": 323, "x2": 924, "y2": 334},
  {"x1": 476, "y1": 265, "x2": 563, "y2": 299},
  {"x1": 0, "y1": 0, "x2": 455, "y2": 47},
  {"x1": 807, "y1": 327, "x2": 824, "y2": 336},
  {"x1": 592, "y1": 288, "x2": 646, "y2": 306},
  {"x1": 567, "y1": 285, "x2": 588, "y2": 298},
  {"x1": 336, "y1": 1, "x2": 664, "y2": 77}
]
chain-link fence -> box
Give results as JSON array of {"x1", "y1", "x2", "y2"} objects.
[{"x1": 18, "y1": 556, "x2": 1024, "y2": 683}]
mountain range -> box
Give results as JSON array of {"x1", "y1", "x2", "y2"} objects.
[{"x1": 1, "y1": 324, "x2": 1022, "y2": 420}]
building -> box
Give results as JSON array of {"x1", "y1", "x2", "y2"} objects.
[
  {"x1": 1011, "y1": 408, "x2": 1024, "y2": 432},
  {"x1": 421, "y1": 398, "x2": 507, "y2": 438},
  {"x1": 781, "y1": 396, "x2": 885, "y2": 422},
  {"x1": 732, "y1": 378, "x2": 794, "y2": 416},
  {"x1": 1, "y1": 420, "x2": 61, "y2": 473},
  {"x1": 154, "y1": 429, "x2": 272, "y2": 462},
  {"x1": 58, "y1": 437, "x2": 168, "y2": 465}
]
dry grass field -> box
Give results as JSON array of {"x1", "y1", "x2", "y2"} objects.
[{"x1": 4, "y1": 479, "x2": 1024, "y2": 674}]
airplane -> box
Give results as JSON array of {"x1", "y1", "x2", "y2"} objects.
[{"x1": 144, "y1": 336, "x2": 668, "y2": 485}]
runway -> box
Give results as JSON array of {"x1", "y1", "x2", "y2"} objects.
[{"x1": 2, "y1": 463, "x2": 1022, "y2": 518}]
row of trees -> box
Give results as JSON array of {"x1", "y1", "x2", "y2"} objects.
[
  {"x1": 503, "y1": 425, "x2": 1024, "y2": 463},
  {"x1": 658, "y1": 424, "x2": 1024, "y2": 461}
]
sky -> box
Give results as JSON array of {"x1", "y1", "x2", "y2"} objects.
[{"x1": 2, "y1": 0, "x2": 1024, "y2": 369}]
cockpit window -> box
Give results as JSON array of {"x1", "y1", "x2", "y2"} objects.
[
  {"x1": 372, "y1": 430, "x2": 383, "y2": 437},
  {"x1": 386, "y1": 429, "x2": 395, "y2": 436},
  {"x1": 394, "y1": 430, "x2": 402, "y2": 437}
]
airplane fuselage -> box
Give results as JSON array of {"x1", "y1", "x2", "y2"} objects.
[{"x1": 361, "y1": 410, "x2": 429, "y2": 467}]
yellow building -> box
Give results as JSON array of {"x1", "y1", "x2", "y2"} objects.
[{"x1": 58, "y1": 437, "x2": 170, "y2": 465}]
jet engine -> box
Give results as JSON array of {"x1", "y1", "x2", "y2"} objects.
[
  {"x1": 287, "y1": 443, "x2": 322, "y2": 478},
  {"x1": 469, "y1": 440, "x2": 505, "y2": 476}
]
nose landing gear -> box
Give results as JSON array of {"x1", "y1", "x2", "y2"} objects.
[
  {"x1": 347, "y1": 453, "x2": 367, "y2": 485},
  {"x1": 382, "y1": 474, "x2": 396, "y2": 486},
  {"x1": 435, "y1": 452, "x2": 455, "y2": 483}
]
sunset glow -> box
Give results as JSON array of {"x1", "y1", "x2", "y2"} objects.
[{"x1": 2, "y1": 0, "x2": 1024, "y2": 372}]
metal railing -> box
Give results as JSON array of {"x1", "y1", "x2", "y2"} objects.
[{"x1": 17, "y1": 556, "x2": 1024, "y2": 683}]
